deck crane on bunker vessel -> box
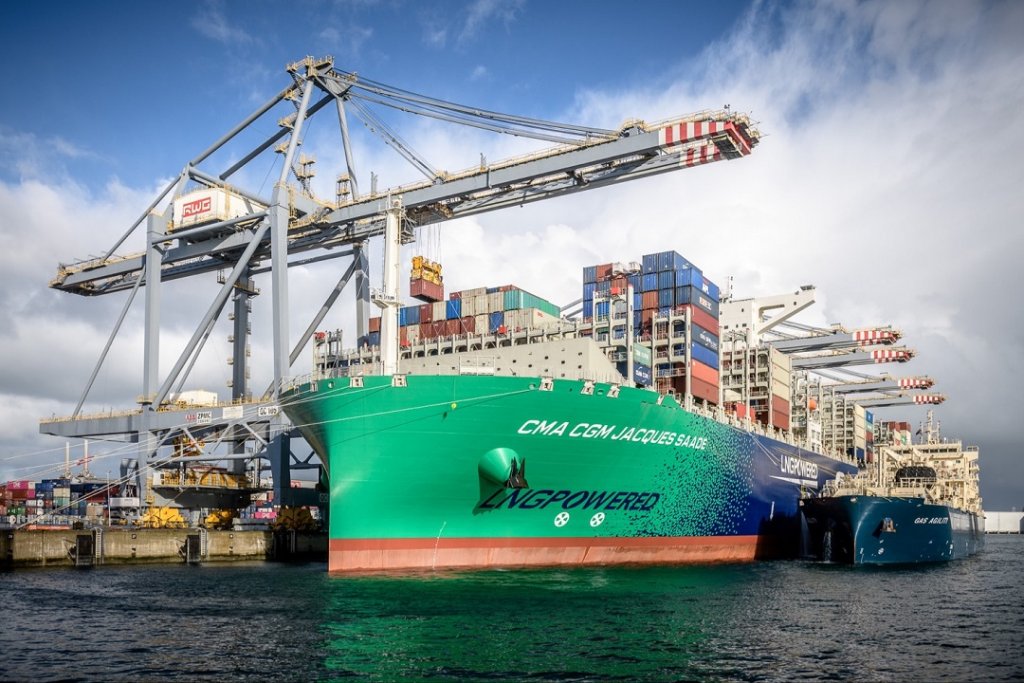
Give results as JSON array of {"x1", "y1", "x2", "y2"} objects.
[{"x1": 40, "y1": 56, "x2": 762, "y2": 519}]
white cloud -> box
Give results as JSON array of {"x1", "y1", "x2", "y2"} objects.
[
  {"x1": 459, "y1": 0, "x2": 524, "y2": 46},
  {"x1": 191, "y1": 0, "x2": 254, "y2": 46}
]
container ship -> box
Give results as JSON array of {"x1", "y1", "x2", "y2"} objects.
[
  {"x1": 282, "y1": 249, "x2": 868, "y2": 572},
  {"x1": 800, "y1": 411, "x2": 984, "y2": 565}
]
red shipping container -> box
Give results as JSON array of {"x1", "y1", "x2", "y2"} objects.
[
  {"x1": 432, "y1": 321, "x2": 447, "y2": 338},
  {"x1": 368, "y1": 316, "x2": 381, "y2": 333},
  {"x1": 611, "y1": 275, "x2": 628, "y2": 290},
  {"x1": 771, "y1": 395, "x2": 789, "y2": 414},
  {"x1": 596, "y1": 263, "x2": 613, "y2": 281},
  {"x1": 772, "y1": 411, "x2": 790, "y2": 431},
  {"x1": 641, "y1": 309, "x2": 655, "y2": 330},
  {"x1": 419, "y1": 303, "x2": 433, "y2": 323},
  {"x1": 445, "y1": 319, "x2": 460, "y2": 336},
  {"x1": 642, "y1": 291, "x2": 659, "y2": 310},
  {"x1": 676, "y1": 304, "x2": 719, "y2": 335},
  {"x1": 449, "y1": 291, "x2": 462, "y2": 300},
  {"x1": 690, "y1": 377, "x2": 720, "y2": 404},
  {"x1": 460, "y1": 316, "x2": 476, "y2": 334},
  {"x1": 419, "y1": 321, "x2": 433, "y2": 339},
  {"x1": 410, "y1": 278, "x2": 444, "y2": 302},
  {"x1": 7, "y1": 481, "x2": 30, "y2": 490},
  {"x1": 400, "y1": 326, "x2": 409, "y2": 346},
  {"x1": 690, "y1": 359, "x2": 719, "y2": 386}
]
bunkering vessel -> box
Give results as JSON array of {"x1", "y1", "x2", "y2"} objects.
[{"x1": 800, "y1": 411, "x2": 984, "y2": 565}]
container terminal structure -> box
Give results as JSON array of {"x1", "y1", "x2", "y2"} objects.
[{"x1": 32, "y1": 56, "x2": 762, "y2": 529}]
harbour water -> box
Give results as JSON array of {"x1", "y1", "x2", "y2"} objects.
[{"x1": 1, "y1": 536, "x2": 1021, "y2": 681}]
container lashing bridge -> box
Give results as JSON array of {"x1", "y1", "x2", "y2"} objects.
[{"x1": 41, "y1": 55, "x2": 761, "y2": 515}]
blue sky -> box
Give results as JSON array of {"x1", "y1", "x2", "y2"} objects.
[{"x1": 1, "y1": 0, "x2": 1023, "y2": 509}]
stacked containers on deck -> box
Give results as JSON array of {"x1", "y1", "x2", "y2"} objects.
[
  {"x1": 764, "y1": 347, "x2": 792, "y2": 430},
  {"x1": 368, "y1": 284, "x2": 562, "y2": 348},
  {"x1": 582, "y1": 251, "x2": 720, "y2": 402},
  {"x1": 854, "y1": 404, "x2": 867, "y2": 464},
  {"x1": 865, "y1": 410, "x2": 874, "y2": 462}
]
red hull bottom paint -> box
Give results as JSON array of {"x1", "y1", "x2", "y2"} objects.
[{"x1": 328, "y1": 536, "x2": 761, "y2": 572}]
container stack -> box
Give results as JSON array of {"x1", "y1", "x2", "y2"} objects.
[
  {"x1": 581, "y1": 250, "x2": 721, "y2": 403},
  {"x1": 877, "y1": 421, "x2": 913, "y2": 446},
  {"x1": 365, "y1": 284, "x2": 562, "y2": 348},
  {"x1": 409, "y1": 255, "x2": 444, "y2": 302}
]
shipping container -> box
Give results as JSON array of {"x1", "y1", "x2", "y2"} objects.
[
  {"x1": 772, "y1": 411, "x2": 790, "y2": 431},
  {"x1": 690, "y1": 359, "x2": 719, "y2": 385},
  {"x1": 628, "y1": 274, "x2": 642, "y2": 292},
  {"x1": 673, "y1": 266, "x2": 702, "y2": 289},
  {"x1": 658, "y1": 288, "x2": 674, "y2": 309},
  {"x1": 419, "y1": 303, "x2": 433, "y2": 324},
  {"x1": 689, "y1": 376, "x2": 719, "y2": 404},
  {"x1": 657, "y1": 250, "x2": 693, "y2": 273},
  {"x1": 460, "y1": 295, "x2": 477, "y2": 318},
  {"x1": 401, "y1": 305, "x2": 420, "y2": 326},
  {"x1": 690, "y1": 341, "x2": 719, "y2": 370},
  {"x1": 583, "y1": 282, "x2": 597, "y2": 300},
  {"x1": 641, "y1": 273, "x2": 658, "y2": 292},
  {"x1": 642, "y1": 253, "x2": 659, "y2": 274},
  {"x1": 595, "y1": 263, "x2": 613, "y2": 281},
  {"x1": 487, "y1": 292, "x2": 504, "y2": 312},
  {"x1": 172, "y1": 188, "x2": 263, "y2": 230},
  {"x1": 444, "y1": 298, "x2": 460, "y2": 320},
  {"x1": 675, "y1": 286, "x2": 720, "y2": 318},
  {"x1": 674, "y1": 304, "x2": 719, "y2": 335},
  {"x1": 582, "y1": 299, "x2": 594, "y2": 319},
  {"x1": 432, "y1": 300, "x2": 447, "y2": 321},
  {"x1": 488, "y1": 311, "x2": 505, "y2": 333},
  {"x1": 409, "y1": 278, "x2": 443, "y2": 302},
  {"x1": 583, "y1": 265, "x2": 597, "y2": 284},
  {"x1": 692, "y1": 323, "x2": 719, "y2": 353},
  {"x1": 368, "y1": 316, "x2": 381, "y2": 333},
  {"x1": 658, "y1": 270, "x2": 675, "y2": 290}
]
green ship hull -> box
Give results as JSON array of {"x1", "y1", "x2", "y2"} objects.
[{"x1": 283, "y1": 374, "x2": 857, "y2": 571}]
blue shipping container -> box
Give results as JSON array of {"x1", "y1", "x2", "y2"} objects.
[
  {"x1": 401, "y1": 305, "x2": 421, "y2": 326},
  {"x1": 642, "y1": 253, "x2": 659, "y2": 274},
  {"x1": 674, "y1": 267, "x2": 702, "y2": 288},
  {"x1": 628, "y1": 274, "x2": 642, "y2": 292},
  {"x1": 368, "y1": 332, "x2": 381, "y2": 347},
  {"x1": 692, "y1": 323, "x2": 719, "y2": 353},
  {"x1": 690, "y1": 341, "x2": 719, "y2": 370},
  {"x1": 446, "y1": 298, "x2": 462, "y2": 320},
  {"x1": 676, "y1": 286, "x2": 720, "y2": 318},
  {"x1": 488, "y1": 310, "x2": 505, "y2": 332},
  {"x1": 634, "y1": 362, "x2": 652, "y2": 386},
  {"x1": 583, "y1": 282, "x2": 597, "y2": 300},
  {"x1": 596, "y1": 280, "x2": 611, "y2": 294},
  {"x1": 658, "y1": 288, "x2": 674, "y2": 308},
  {"x1": 641, "y1": 273, "x2": 658, "y2": 292},
  {"x1": 658, "y1": 270, "x2": 674, "y2": 290},
  {"x1": 699, "y1": 277, "x2": 720, "y2": 302},
  {"x1": 658, "y1": 250, "x2": 694, "y2": 273},
  {"x1": 583, "y1": 265, "x2": 597, "y2": 284},
  {"x1": 582, "y1": 299, "x2": 594, "y2": 319},
  {"x1": 634, "y1": 292, "x2": 643, "y2": 311}
]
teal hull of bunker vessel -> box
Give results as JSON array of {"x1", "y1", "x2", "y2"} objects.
[
  {"x1": 800, "y1": 495, "x2": 985, "y2": 565},
  {"x1": 283, "y1": 374, "x2": 859, "y2": 572}
]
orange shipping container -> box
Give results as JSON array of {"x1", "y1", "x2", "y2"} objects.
[
  {"x1": 690, "y1": 359, "x2": 719, "y2": 386},
  {"x1": 676, "y1": 304, "x2": 719, "y2": 335}
]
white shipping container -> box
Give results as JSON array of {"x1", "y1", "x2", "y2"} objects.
[
  {"x1": 432, "y1": 301, "x2": 447, "y2": 320},
  {"x1": 475, "y1": 314, "x2": 490, "y2": 333},
  {"x1": 172, "y1": 189, "x2": 264, "y2": 231},
  {"x1": 487, "y1": 292, "x2": 504, "y2": 312},
  {"x1": 462, "y1": 287, "x2": 488, "y2": 298},
  {"x1": 461, "y1": 296, "x2": 477, "y2": 318},
  {"x1": 473, "y1": 295, "x2": 489, "y2": 315}
]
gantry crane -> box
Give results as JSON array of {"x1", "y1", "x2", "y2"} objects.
[{"x1": 40, "y1": 56, "x2": 761, "y2": 514}]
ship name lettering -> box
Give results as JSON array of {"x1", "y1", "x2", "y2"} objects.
[
  {"x1": 478, "y1": 488, "x2": 661, "y2": 512},
  {"x1": 516, "y1": 419, "x2": 706, "y2": 450}
]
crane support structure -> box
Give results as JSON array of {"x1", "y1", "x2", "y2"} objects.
[
  {"x1": 830, "y1": 375, "x2": 934, "y2": 394},
  {"x1": 790, "y1": 347, "x2": 915, "y2": 370},
  {"x1": 856, "y1": 393, "x2": 946, "y2": 408},
  {"x1": 768, "y1": 327, "x2": 901, "y2": 353},
  {"x1": 40, "y1": 55, "x2": 761, "y2": 513}
]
